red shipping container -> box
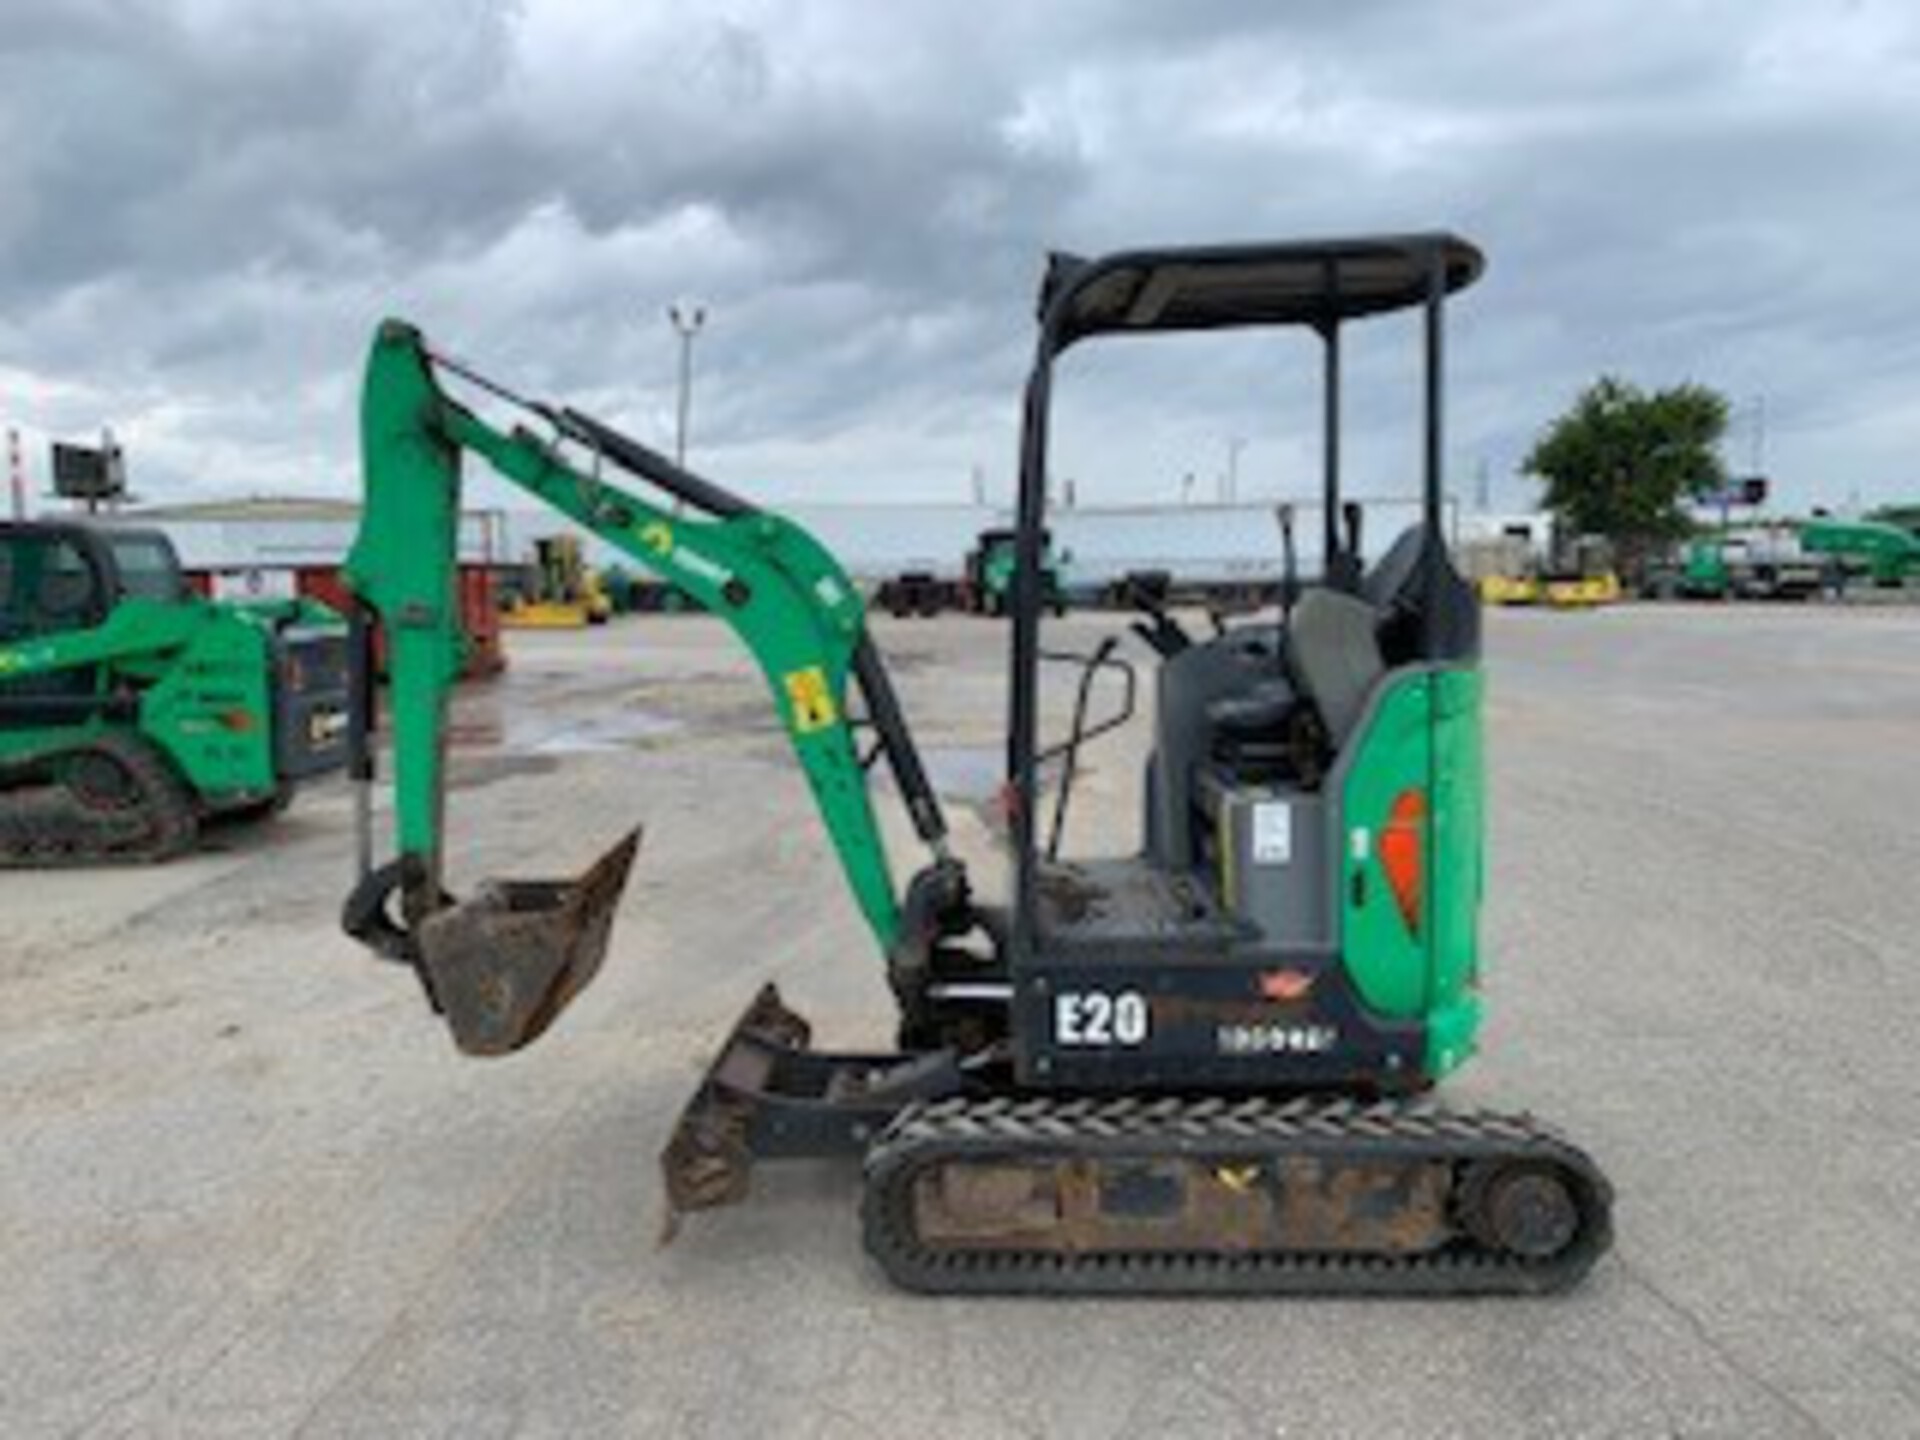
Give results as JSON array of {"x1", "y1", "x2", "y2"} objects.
[{"x1": 181, "y1": 564, "x2": 504, "y2": 680}]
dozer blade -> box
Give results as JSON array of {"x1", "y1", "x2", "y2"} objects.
[
  {"x1": 661, "y1": 984, "x2": 965, "y2": 1222},
  {"x1": 662, "y1": 984, "x2": 815, "y2": 1213},
  {"x1": 415, "y1": 829, "x2": 641, "y2": 1056}
]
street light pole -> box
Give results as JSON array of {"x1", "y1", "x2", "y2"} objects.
[
  {"x1": 667, "y1": 301, "x2": 707, "y2": 469},
  {"x1": 1224, "y1": 436, "x2": 1247, "y2": 504}
]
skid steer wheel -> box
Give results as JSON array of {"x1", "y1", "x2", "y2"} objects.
[
  {"x1": 1457, "y1": 1159, "x2": 1584, "y2": 1261},
  {"x1": 64, "y1": 751, "x2": 143, "y2": 811}
]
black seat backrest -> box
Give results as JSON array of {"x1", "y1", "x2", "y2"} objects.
[
  {"x1": 1361, "y1": 523, "x2": 1482, "y2": 664},
  {"x1": 1289, "y1": 588, "x2": 1385, "y2": 745},
  {"x1": 1362, "y1": 524, "x2": 1428, "y2": 612}
]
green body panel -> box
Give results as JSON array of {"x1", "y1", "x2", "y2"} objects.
[
  {"x1": 346, "y1": 322, "x2": 904, "y2": 948},
  {"x1": 0, "y1": 594, "x2": 338, "y2": 801},
  {"x1": 1681, "y1": 540, "x2": 1731, "y2": 596},
  {"x1": 1337, "y1": 666, "x2": 1484, "y2": 1081},
  {"x1": 1801, "y1": 518, "x2": 1920, "y2": 585},
  {"x1": 1338, "y1": 674, "x2": 1430, "y2": 1018},
  {"x1": 1426, "y1": 669, "x2": 1486, "y2": 1076}
]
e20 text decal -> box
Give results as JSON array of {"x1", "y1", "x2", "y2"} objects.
[{"x1": 1054, "y1": 990, "x2": 1150, "y2": 1047}]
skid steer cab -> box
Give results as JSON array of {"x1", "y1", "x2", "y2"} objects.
[
  {"x1": 0, "y1": 521, "x2": 348, "y2": 864},
  {"x1": 342, "y1": 232, "x2": 1613, "y2": 1297}
]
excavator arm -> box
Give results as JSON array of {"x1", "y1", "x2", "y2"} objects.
[{"x1": 341, "y1": 321, "x2": 954, "y2": 1055}]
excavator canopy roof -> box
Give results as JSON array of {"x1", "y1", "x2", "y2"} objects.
[{"x1": 1039, "y1": 232, "x2": 1483, "y2": 348}]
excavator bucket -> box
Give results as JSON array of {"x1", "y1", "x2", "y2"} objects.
[{"x1": 415, "y1": 829, "x2": 641, "y2": 1056}]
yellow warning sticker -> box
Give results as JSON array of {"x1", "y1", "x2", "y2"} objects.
[
  {"x1": 639, "y1": 520, "x2": 674, "y2": 556},
  {"x1": 783, "y1": 666, "x2": 837, "y2": 733}
]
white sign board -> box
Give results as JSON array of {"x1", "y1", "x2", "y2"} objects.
[{"x1": 209, "y1": 567, "x2": 298, "y2": 601}]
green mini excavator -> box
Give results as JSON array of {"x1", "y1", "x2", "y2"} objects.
[{"x1": 342, "y1": 233, "x2": 1613, "y2": 1296}]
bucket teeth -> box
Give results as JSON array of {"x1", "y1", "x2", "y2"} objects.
[{"x1": 414, "y1": 828, "x2": 641, "y2": 1055}]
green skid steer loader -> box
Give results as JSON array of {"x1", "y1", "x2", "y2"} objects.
[{"x1": 0, "y1": 521, "x2": 349, "y2": 863}]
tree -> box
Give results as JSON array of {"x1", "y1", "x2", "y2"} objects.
[{"x1": 1523, "y1": 377, "x2": 1730, "y2": 564}]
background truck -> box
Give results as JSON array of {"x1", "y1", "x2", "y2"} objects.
[
  {"x1": 871, "y1": 568, "x2": 965, "y2": 618},
  {"x1": 965, "y1": 526, "x2": 1067, "y2": 616},
  {"x1": 0, "y1": 521, "x2": 349, "y2": 863},
  {"x1": 1654, "y1": 527, "x2": 1824, "y2": 601},
  {"x1": 1799, "y1": 515, "x2": 1920, "y2": 591},
  {"x1": 499, "y1": 533, "x2": 611, "y2": 627},
  {"x1": 1470, "y1": 525, "x2": 1620, "y2": 609}
]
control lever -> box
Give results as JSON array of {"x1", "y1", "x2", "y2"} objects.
[
  {"x1": 1275, "y1": 503, "x2": 1300, "y2": 624},
  {"x1": 1325, "y1": 500, "x2": 1366, "y2": 593},
  {"x1": 1125, "y1": 577, "x2": 1191, "y2": 658}
]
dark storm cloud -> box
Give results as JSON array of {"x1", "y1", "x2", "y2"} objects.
[{"x1": 0, "y1": 0, "x2": 1915, "y2": 508}]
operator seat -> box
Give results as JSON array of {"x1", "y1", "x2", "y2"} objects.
[
  {"x1": 1205, "y1": 586, "x2": 1385, "y2": 781},
  {"x1": 1207, "y1": 523, "x2": 1473, "y2": 782}
]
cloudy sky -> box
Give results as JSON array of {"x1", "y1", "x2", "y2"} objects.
[{"x1": 2, "y1": 0, "x2": 1917, "y2": 516}]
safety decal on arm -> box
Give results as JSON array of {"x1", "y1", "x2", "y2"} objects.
[{"x1": 783, "y1": 666, "x2": 838, "y2": 732}]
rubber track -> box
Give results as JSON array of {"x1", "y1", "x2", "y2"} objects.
[
  {"x1": 0, "y1": 733, "x2": 198, "y2": 867},
  {"x1": 862, "y1": 1093, "x2": 1613, "y2": 1297}
]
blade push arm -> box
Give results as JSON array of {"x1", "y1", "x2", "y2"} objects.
[{"x1": 344, "y1": 320, "x2": 940, "y2": 961}]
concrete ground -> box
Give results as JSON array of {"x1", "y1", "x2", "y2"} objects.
[{"x1": 5, "y1": 603, "x2": 1920, "y2": 1438}]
